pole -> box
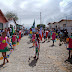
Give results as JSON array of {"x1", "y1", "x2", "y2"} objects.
[
  {"x1": 66, "y1": 16, "x2": 67, "y2": 29},
  {"x1": 40, "y1": 12, "x2": 41, "y2": 24}
]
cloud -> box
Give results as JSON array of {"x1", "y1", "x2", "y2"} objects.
[{"x1": 0, "y1": 0, "x2": 72, "y2": 28}]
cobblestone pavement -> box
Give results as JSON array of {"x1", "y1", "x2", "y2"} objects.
[{"x1": 0, "y1": 36, "x2": 72, "y2": 72}]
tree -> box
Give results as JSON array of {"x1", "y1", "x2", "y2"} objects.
[
  {"x1": 37, "y1": 24, "x2": 46, "y2": 29},
  {"x1": 5, "y1": 12, "x2": 18, "y2": 21}
]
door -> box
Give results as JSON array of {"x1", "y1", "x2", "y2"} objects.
[{"x1": 0, "y1": 23, "x2": 3, "y2": 29}]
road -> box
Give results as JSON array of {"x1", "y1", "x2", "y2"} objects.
[{"x1": 0, "y1": 36, "x2": 72, "y2": 72}]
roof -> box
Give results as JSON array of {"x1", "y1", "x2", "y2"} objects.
[
  {"x1": 47, "y1": 19, "x2": 72, "y2": 25},
  {"x1": 0, "y1": 10, "x2": 8, "y2": 22},
  {"x1": 47, "y1": 23, "x2": 50, "y2": 25},
  {"x1": 58, "y1": 19, "x2": 72, "y2": 23}
]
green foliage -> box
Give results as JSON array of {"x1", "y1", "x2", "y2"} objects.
[
  {"x1": 5, "y1": 12, "x2": 18, "y2": 21},
  {"x1": 37, "y1": 24, "x2": 46, "y2": 29}
]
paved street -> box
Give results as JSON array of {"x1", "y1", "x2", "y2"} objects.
[{"x1": 0, "y1": 36, "x2": 72, "y2": 72}]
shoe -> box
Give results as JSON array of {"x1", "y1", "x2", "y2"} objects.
[
  {"x1": 59, "y1": 44, "x2": 62, "y2": 46},
  {"x1": 33, "y1": 56, "x2": 36, "y2": 58},
  {"x1": 7, "y1": 60, "x2": 9, "y2": 63}
]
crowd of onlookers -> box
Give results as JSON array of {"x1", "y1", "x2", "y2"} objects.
[
  {"x1": 0, "y1": 27, "x2": 12, "y2": 37},
  {"x1": 0, "y1": 27, "x2": 29, "y2": 38}
]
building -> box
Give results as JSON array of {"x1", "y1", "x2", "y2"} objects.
[
  {"x1": 16, "y1": 24, "x2": 23, "y2": 29},
  {"x1": 0, "y1": 10, "x2": 8, "y2": 29},
  {"x1": 48, "y1": 19, "x2": 72, "y2": 36},
  {"x1": 7, "y1": 18, "x2": 16, "y2": 30}
]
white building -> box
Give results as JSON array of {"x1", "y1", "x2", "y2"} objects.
[{"x1": 7, "y1": 19, "x2": 16, "y2": 30}]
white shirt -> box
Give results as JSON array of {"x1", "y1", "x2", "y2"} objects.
[
  {"x1": 10, "y1": 28, "x2": 12, "y2": 32},
  {"x1": 7, "y1": 31, "x2": 10, "y2": 37}
]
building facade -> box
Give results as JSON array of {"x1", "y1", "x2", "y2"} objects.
[
  {"x1": 48, "y1": 19, "x2": 72, "y2": 36},
  {"x1": 0, "y1": 10, "x2": 8, "y2": 29},
  {"x1": 7, "y1": 19, "x2": 16, "y2": 30}
]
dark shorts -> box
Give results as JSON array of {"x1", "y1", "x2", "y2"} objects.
[
  {"x1": 60, "y1": 37, "x2": 63, "y2": 42},
  {"x1": 44, "y1": 36, "x2": 46, "y2": 39},
  {"x1": 48, "y1": 36, "x2": 50, "y2": 38},
  {"x1": 67, "y1": 48, "x2": 72, "y2": 50}
]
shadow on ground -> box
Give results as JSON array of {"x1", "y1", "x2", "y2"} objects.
[
  {"x1": 0, "y1": 64, "x2": 6, "y2": 69},
  {"x1": 27, "y1": 42, "x2": 31, "y2": 44},
  {"x1": 42, "y1": 41, "x2": 45, "y2": 43},
  {"x1": 65, "y1": 58, "x2": 72, "y2": 64},
  {"x1": 28, "y1": 57, "x2": 38, "y2": 67},
  {"x1": 8, "y1": 48, "x2": 14, "y2": 51},
  {"x1": 0, "y1": 64, "x2": 3, "y2": 68},
  {"x1": 29, "y1": 46, "x2": 34, "y2": 48},
  {"x1": 47, "y1": 41, "x2": 50, "y2": 43},
  {"x1": 49, "y1": 45, "x2": 57, "y2": 47}
]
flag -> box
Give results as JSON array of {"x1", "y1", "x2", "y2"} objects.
[
  {"x1": 12, "y1": 26, "x2": 15, "y2": 35},
  {"x1": 32, "y1": 20, "x2": 35, "y2": 28},
  {"x1": 11, "y1": 26, "x2": 15, "y2": 42},
  {"x1": 32, "y1": 20, "x2": 35, "y2": 32}
]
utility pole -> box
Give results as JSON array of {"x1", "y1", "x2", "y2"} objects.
[{"x1": 40, "y1": 12, "x2": 41, "y2": 24}]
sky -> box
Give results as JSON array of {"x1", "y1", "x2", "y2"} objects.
[{"x1": 0, "y1": 0, "x2": 72, "y2": 29}]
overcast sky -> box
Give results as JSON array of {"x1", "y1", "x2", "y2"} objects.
[{"x1": 0, "y1": 0, "x2": 72, "y2": 28}]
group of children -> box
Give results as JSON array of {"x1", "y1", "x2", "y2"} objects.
[
  {"x1": 29, "y1": 28, "x2": 72, "y2": 60},
  {"x1": 0, "y1": 29, "x2": 21, "y2": 65},
  {"x1": 29, "y1": 28, "x2": 56, "y2": 60}
]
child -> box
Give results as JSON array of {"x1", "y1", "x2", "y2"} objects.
[
  {"x1": 16, "y1": 32, "x2": 19, "y2": 45},
  {"x1": 46, "y1": 30, "x2": 48, "y2": 40},
  {"x1": 32, "y1": 32, "x2": 36, "y2": 47},
  {"x1": 52, "y1": 31, "x2": 56, "y2": 46},
  {"x1": 59, "y1": 30, "x2": 63, "y2": 46},
  {"x1": 19, "y1": 29, "x2": 21, "y2": 41},
  {"x1": 7, "y1": 30, "x2": 10, "y2": 38},
  {"x1": 12, "y1": 33, "x2": 17, "y2": 49},
  {"x1": 43, "y1": 30, "x2": 46, "y2": 42},
  {"x1": 67, "y1": 33, "x2": 72, "y2": 59},
  {"x1": 36, "y1": 32, "x2": 39, "y2": 39},
  {"x1": 34, "y1": 37, "x2": 40, "y2": 61},
  {"x1": 0, "y1": 32, "x2": 9, "y2": 65},
  {"x1": 48, "y1": 30, "x2": 51, "y2": 42},
  {"x1": 0, "y1": 29, "x2": 2, "y2": 36}
]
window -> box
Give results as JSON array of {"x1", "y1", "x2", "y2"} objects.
[
  {"x1": 63, "y1": 24, "x2": 66, "y2": 27},
  {"x1": 71, "y1": 27, "x2": 72, "y2": 30}
]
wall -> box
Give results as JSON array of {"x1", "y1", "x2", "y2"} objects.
[
  {"x1": 58, "y1": 20, "x2": 72, "y2": 36},
  {"x1": 48, "y1": 20, "x2": 72, "y2": 36},
  {"x1": 7, "y1": 20, "x2": 16, "y2": 30},
  {"x1": 0, "y1": 14, "x2": 7, "y2": 29}
]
